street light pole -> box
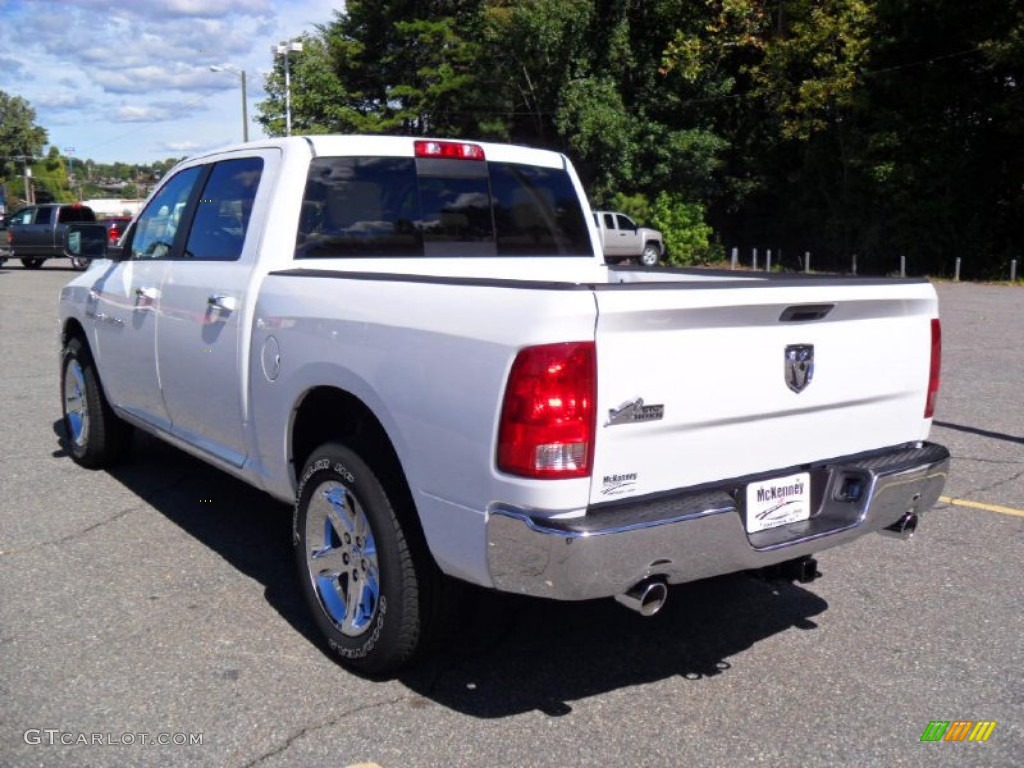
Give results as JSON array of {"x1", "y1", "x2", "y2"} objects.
[
  {"x1": 16, "y1": 156, "x2": 34, "y2": 205},
  {"x1": 210, "y1": 65, "x2": 249, "y2": 142},
  {"x1": 64, "y1": 146, "x2": 77, "y2": 200},
  {"x1": 240, "y1": 69, "x2": 248, "y2": 142},
  {"x1": 272, "y1": 39, "x2": 304, "y2": 136}
]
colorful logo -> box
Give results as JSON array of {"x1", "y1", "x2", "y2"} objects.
[{"x1": 920, "y1": 721, "x2": 997, "y2": 742}]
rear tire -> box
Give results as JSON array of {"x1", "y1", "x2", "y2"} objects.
[
  {"x1": 294, "y1": 442, "x2": 440, "y2": 676},
  {"x1": 61, "y1": 337, "x2": 132, "y2": 468},
  {"x1": 21, "y1": 258, "x2": 45, "y2": 269}
]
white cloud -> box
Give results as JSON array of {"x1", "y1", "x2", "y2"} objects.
[
  {"x1": 92, "y1": 65, "x2": 228, "y2": 95},
  {"x1": 163, "y1": 140, "x2": 204, "y2": 152},
  {"x1": 0, "y1": 0, "x2": 344, "y2": 162},
  {"x1": 31, "y1": 92, "x2": 94, "y2": 111},
  {"x1": 114, "y1": 105, "x2": 174, "y2": 123},
  {"x1": 0, "y1": 55, "x2": 30, "y2": 79}
]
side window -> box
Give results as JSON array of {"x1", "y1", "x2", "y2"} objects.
[
  {"x1": 12, "y1": 208, "x2": 35, "y2": 225},
  {"x1": 616, "y1": 214, "x2": 636, "y2": 230},
  {"x1": 603, "y1": 213, "x2": 615, "y2": 230},
  {"x1": 129, "y1": 166, "x2": 203, "y2": 260},
  {"x1": 184, "y1": 157, "x2": 264, "y2": 261},
  {"x1": 34, "y1": 207, "x2": 54, "y2": 225},
  {"x1": 296, "y1": 157, "x2": 422, "y2": 258}
]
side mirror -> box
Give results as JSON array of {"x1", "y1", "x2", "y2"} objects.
[{"x1": 64, "y1": 222, "x2": 118, "y2": 261}]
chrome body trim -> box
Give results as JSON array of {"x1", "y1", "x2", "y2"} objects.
[{"x1": 486, "y1": 442, "x2": 950, "y2": 601}]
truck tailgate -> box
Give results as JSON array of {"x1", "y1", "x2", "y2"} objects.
[{"x1": 590, "y1": 278, "x2": 938, "y2": 504}]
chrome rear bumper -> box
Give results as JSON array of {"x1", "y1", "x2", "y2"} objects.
[{"x1": 486, "y1": 442, "x2": 950, "y2": 601}]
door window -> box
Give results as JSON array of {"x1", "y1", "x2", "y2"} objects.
[
  {"x1": 615, "y1": 214, "x2": 636, "y2": 231},
  {"x1": 10, "y1": 208, "x2": 35, "y2": 225},
  {"x1": 129, "y1": 167, "x2": 203, "y2": 260},
  {"x1": 33, "y1": 207, "x2": 54, "y2": 225},
  {"x1": 183, "y1": 157, "x2": 264, "y2": 261}
]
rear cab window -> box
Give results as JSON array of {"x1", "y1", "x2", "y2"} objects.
[
  {"x1": 57, "y1": 206, "x2": 96, "y2": 223},
  {"x1": 295, "y1": 152, "x2": 590, "y2": 259}
]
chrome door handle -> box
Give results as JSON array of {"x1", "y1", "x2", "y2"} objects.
[
  {"x1": 208, "y1": 294, "x2": 238, "y2": 313},
  {"x1": 135, "y1": 286, "x2": 159, "y2": 300}
]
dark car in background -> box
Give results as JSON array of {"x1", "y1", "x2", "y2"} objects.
[{"x1": 3, "y1": 203, "x2": 97, "y2": 270}]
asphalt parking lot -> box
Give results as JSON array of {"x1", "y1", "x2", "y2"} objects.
[{"x1": 1, "y1": 262, "x2": 1021, "y2": 767}]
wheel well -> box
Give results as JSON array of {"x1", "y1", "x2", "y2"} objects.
[
  {"x1": 291, "y1": 387, "x2": 431, "y2": 558},
  {"x1": 62, "y1": 318, "x2": 88, "y2": 349}
]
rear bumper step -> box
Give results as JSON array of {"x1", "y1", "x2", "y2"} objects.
[{"x1": 486, "y1": 442, "x2": 949, "y2": 601}]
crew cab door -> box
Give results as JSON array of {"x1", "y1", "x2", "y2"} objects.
[
  {"x1": 87, "y1": 166, "x2": 205, "y2": 430},
  {"x1": 613, "y1": 213, "x2": 641, "y2": 255},
  {"x1": 600, "y1": 212, "x2": 627, "y2": 258},
  {"x1": 155, "y1": 151, "x2": 275, "y2": 467},
  {"x1": 9, "y1": 206, "x2": 45, "y2": 256}
]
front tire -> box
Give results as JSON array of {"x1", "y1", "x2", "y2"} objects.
[
  {"x1": 21, "y1": 257, "x2": 45, "y2": 269},
  {"x1": 640, "y1": 242, "x2": 661, "y2": 267},
  {"x1": 294, "y1": 442, "x2": 432, "y2": 676},
  {"x1": 61, "y1": 337, "x2": 131, "y2": 468}
]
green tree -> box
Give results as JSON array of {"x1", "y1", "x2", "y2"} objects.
[
  {"x1": 651, "y1": 191, "x2": 719, "y2": 265},
  {"x1": 257, "y1": 33, "x2": 353, "y2": 136},
  {"x1": 30, "y1": 145, "x2": 71, "y2": 204},
  {"x1": 0, "y1": 90, "x2": 49, "y2": 206},
  {"x1": 254, "y1": 0, "x2": 1024, "y2": 277}
]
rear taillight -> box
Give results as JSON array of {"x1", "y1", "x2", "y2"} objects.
[
  {"x1": 497, "y1": 342, "x2": 596, "y2": 479},
  {"x1": 108, "y1": 226, "x2": 120, "y2": 243},
  {"x1": 925, "y1": 318, "x2": 941, "y2": 418},
  {"x1": 414, "y1": 140, "x2": 485, "y2": 160}
]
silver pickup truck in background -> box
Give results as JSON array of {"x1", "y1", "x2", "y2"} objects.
[
  {"x1": 58, "y1": 135, "x2": 949, "y2": 675},
  {"x1": 592, "y1": 210, "x2": 665, "y2": 266}
]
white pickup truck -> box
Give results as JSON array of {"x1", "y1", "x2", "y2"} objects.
[{"x1": 58, "y1": 135, "x2": 949, "y2": 675}]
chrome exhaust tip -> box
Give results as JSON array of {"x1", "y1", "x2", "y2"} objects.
[
  {"x1": 881, "y1": 512, "x2": 919, "y2": 540},
  {"x1": 615, "y1": 578, "x2": 668, "y2": 617}
]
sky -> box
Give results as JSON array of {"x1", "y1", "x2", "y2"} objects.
[{"x1": 0, "y1": 0, "x2": 345, "y2": 165}]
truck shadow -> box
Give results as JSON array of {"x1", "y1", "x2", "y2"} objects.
[
  {"x1": 53, "y1": 421, "x2": 829, "y2": 718},
  {"x1": 400, "y1": 575, "x2": 826, "y2": 718}
]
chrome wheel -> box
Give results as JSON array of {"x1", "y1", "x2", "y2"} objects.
[
  {"x1": 305, "y1": 482, "x2": 380, "y2": 637},
  {"x1": 63, "y1": 358, "x2": 89, "y2": 449},
  {"x1": 641, "y1": 243, "x2": 660, "y2": 266}
]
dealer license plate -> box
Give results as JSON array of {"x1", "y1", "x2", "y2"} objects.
[{"x1": 745, "y1": 472, "x2": 812, "y2": 533}]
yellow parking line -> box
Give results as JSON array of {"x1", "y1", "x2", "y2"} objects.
[{"x1": 939, "y1": 496, "x2": 1024, "y2": 518}]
